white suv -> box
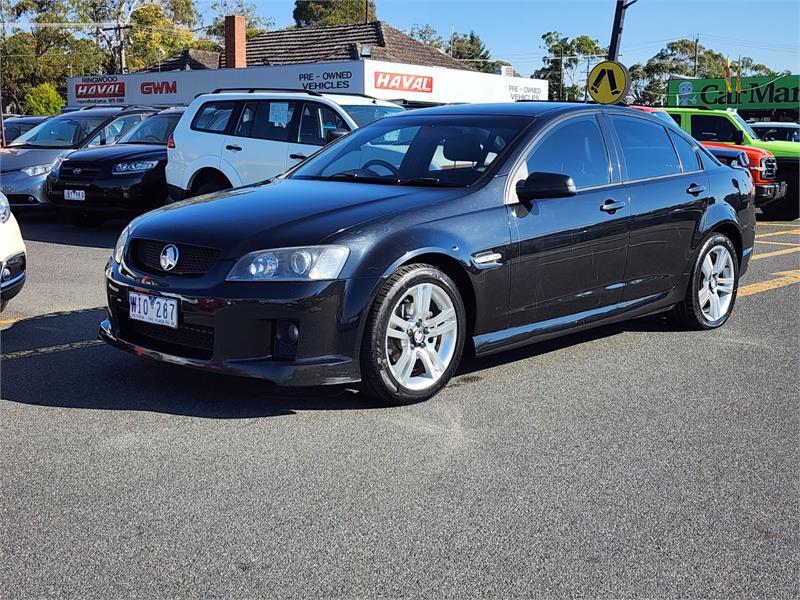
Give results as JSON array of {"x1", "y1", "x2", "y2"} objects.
[{"x1": 165, "y1": 90, "x2": 404, "y2": 200}]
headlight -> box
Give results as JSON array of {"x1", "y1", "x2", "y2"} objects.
[
  {"x1": 226, "y1": 246, "x2": 349, "y2": 282},
  {"x1": 21, "y1": 163, "x2": 53, "y2": 177},
  {"x1": 113, "y1": 160, "x2": 159, "y2": 174},
  {"x1": 113, "y1": 225, "x2": 130, "y2": 264},
  {"x1": 0, "y1": 193, "x2": 10, "y2": 224}
]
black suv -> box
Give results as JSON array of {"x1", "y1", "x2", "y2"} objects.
[{"x1": 48, "y1": 108, "x2": 185, "y2": 226}]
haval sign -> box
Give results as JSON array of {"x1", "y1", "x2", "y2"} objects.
[
  {"x1": 75, "y1": 79, "x2": 125, "y2": 100},
  {"x1": 374, "y1": 71, "x2": 433, "y2": 93},
  {"x1": 141, "y1": 80, "x2": 177, "y2": 95}
]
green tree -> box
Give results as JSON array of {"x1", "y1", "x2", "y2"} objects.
[
  {"x1": 446, "y1": 30, "x2": 493, "y2": 73},
  {"x1": 293, "y1": 0, "x2": 376, "y2": 28},
  {"x1": 533, "y1": 32, "x2": 605, "y2": 101},
  {"x1": 205, "y1": 0, "x2": 273, "y2": 42},
  {"x1": 126, "y1": 3, "x2": 193, "y2": 72},
  {"x1": 407, "y1": 24, "x2": 443, "y2": 50},
  {"x1": 24, "y1": 82, "x2": 64, "y2": 114}
]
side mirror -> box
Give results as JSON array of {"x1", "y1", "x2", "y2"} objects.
[
  {"x1": 516, "y1": 172, "x2": 577, "y2": 203},
  {"x1": 732, "y1": 129, "x2": 745, "y2": 145},
  {"x1": 325, "y1": 128, "x2": 348, "y2": 144}
]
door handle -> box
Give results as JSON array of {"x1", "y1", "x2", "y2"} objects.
[
  {"x1": 225, "y1": 144, "x2": 242, "y2": 151},
  {"x1": 687, "y1": 183, "x2": 705, "y2": 196},
  {"x1": 289, "y1": 153, "x2": 308, "y2": 160},
  {"x1": 600, "y1": 199, "x2": 626, "y2": 213}
]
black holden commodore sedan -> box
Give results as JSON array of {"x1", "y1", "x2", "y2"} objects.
[
  {"x1": 100, "y1": 102, "x2": 755, "y2": 404},
  {"x1": 48, "y1": 108, "x2": 184, "y2": 226}
]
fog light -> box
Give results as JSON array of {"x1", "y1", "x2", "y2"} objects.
[
  {"x1": 274, "y1": 320, "x2": 300, "y2": 359},
  {"x1": 1, "y1": 267, "x2": 10, "y2": 281}
]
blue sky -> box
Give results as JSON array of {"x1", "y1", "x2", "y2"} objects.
[{"x1": 198, "y1": 0, "x2": 800, "y2": 76}]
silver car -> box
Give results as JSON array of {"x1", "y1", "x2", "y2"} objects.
[{"x1": 0, "y1": 107, "x2": 155, "y2": 208}]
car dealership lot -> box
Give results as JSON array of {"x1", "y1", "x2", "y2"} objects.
[{"x1": 1, "y1": 217, "x2": 798, "y2": 598}]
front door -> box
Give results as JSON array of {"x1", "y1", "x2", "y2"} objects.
[
  {"x1": 507, "y1": 114, "x2": 630, "y2": 328},
  {"x1": 286, "y1": 102, "x2": 350, "y2": 169}
]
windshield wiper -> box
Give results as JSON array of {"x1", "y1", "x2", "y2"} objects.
[
  {"x1": 322, "y1": 172, "x2": 395, "y2": 184},
  {"x1": 397, "y1": 177, "x2": 459, "y2": 187}
]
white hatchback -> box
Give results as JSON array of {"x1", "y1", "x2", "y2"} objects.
[
  {"x1": 0, "y1": 192, "x2": 26, "y2": 312},
  {"x1": 165, "y1": 90, "x2": 404, "y2": 200}
]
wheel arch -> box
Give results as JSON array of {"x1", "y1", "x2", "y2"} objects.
[
  {"x1": 188, "y1": 167, "x2": 232, "y2": 195},
  {"x1": 710, "y1": 221, "x2": 743, "y2": 263}
]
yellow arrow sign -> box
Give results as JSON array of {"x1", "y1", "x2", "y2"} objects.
[{"x1": 587, "y1": 60, "x2": 631, "y2": 104}]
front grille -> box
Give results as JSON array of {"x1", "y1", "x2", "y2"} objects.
[
  {"x1": 59, "y1": 162, "x2": 101, "y2": 183},
  {"x1": 761, "y1": 157, "x2": 777, "y2": 180},
  {"x1": 2, "y1": 253, "x2": 26, "y2": 281},
  {"x1": 129, "y1": 238, "x2": 222, "y2": 276},
  {"x1": 118, "y1": 311, "x2": 214, "y2": 360}
]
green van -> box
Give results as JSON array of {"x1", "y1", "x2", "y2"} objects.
[{"x1": 665, "y1": 107, "x2": 799, "y2": 220}]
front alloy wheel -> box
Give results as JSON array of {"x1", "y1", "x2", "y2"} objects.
[{"x1": 361, "y1": 264, "x2": 466, "y2": 404}]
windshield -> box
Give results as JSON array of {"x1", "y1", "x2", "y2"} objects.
[
  {"x1": 9, "y1": 114, "x2": 107, "y2": 148},
  {"x1": 290, "y1": 114, "x2": 531, "y2": 188},
  {"x1": 342, "y1": 104, "x2": 405, "y2": 127},
  {"x1": 731, "y1": 112, "x2": 759, "y2": 140},
  {"x1": 118, "y1": 114, "x2": 181, "y2": 145},
  {"x1": 753, "y1": 124, "x2": 800, "y2": 142}
]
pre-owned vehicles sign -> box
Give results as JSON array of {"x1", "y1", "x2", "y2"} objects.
[
  {"x1": 668, "y1": 74, "x2": 799, "y2": 110},
  {"x1": 67, "y1": 60, "x2": 547, "y2": 106}
]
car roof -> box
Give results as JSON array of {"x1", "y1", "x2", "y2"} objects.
[
  {"x1": 751, "y1": 121, "x2": 798, "y2": 128},
  {"x1": 155, "y1": 107, "x2": 186, "y2": 115},
  {"x1": 4, "y1": 115, "x2": 48, "y2": 123},
  {"x1": 196, "y1": 90, "x2": 399, "y2": 108},
  {"x1": 389, "y1": 101, "x2": 639, "y2": 119}
]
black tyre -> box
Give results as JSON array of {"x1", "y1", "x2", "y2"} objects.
[
  {"x1": 192, "y1": 179, "x2": 230, "y2": 197},
  {"x1": 360, "y1": 264, "x2": 466, "y2": 405},
  {"x1": 671, "y1": 232, "x2": 739, "y2": 330}
]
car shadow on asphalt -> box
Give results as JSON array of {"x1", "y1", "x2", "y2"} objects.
[
  {"x1": 14, "y1": 213, "x2": 126, "y2": 249},
  {"x1": 1, "y1": 307, "x2": 677, "y2": 418}
]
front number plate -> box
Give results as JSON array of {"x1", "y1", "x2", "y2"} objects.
[
  {"x1": 129, "y1": 292, "x2": 178, "y2": 329},
  {"x1": 64, "y1": 189, "x2": 85, "y2": 201}
]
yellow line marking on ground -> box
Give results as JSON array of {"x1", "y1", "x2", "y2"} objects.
[
  {"x1": 1, "y1": 339, "x2": 103, "y2": 361},
  {"x1": 739, "y1": 269, "x2": 800, "y2": 297},
  {"x1": 754, "y1": 228, "x2": 800, "y2": 239},
  {"x1": 756, "y1": 222, "x2": 800, "y2": 228},
  {"x1": 755, "y1": 240, "x2": 800, "y2": 247},
  {"x1": 751, "y1": 246, "x2": 800, "y2": 261}
]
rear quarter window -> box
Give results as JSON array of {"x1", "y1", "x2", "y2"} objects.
[{"x1": 191, "y1": 101, "x2": 236, "y2": 133}]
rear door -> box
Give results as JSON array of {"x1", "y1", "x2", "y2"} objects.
[
  {"x1": 223, "y1": 100, "x2": 299, "y2": 185},
  {"x1": 607, "y1": 113, "x2": 708, "y2": 301},
  {"x1": 286, "y1": 102, "x2": 350, "y2": 167}
]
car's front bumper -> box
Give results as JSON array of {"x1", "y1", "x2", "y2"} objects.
[
  {"x1": 1, "y1": 252, "x2": 26, "y2": 309},
  {"x1": 100, "y1": 260, "x2": 381, "y2": 386},
  {"x1": 0, "y1": 170, "x2": 50, "y2": 207},
  {"x1": 48, "y1": 170, "x2": 168, "y2": 215},
  {"x1": 755, "y1": 181, "x2": 787, "y2": 206}
]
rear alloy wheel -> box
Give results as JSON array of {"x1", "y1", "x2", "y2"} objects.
[
  {"x1": 361, "y1": 264, "x2": 466, "y2": 404},
  {"x1": 671, "y1": 233, "x2": 739, "y2": 329}
]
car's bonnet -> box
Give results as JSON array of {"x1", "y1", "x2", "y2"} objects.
[
  {"x1": 128, "y1": 178, "x2": 460, "y2": 260},
  {"x1": 0, "y1": 147, "x2": 71, "y2": 171}
]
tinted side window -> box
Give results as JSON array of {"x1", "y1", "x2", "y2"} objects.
[
  {"x1": 250, "y1": 101, "x2": 297, "y2": 141},
  {"x1": 610, "y1": 116, "x2": 680, "y2": 180},
  {"x1": 669, "y1": 131, "x2": 701, "y2": 172},
  {"x1": 234, "y1": 102, "x2": 257, "y2": 137},
  {"x1": 691, "y1": 115, "x2": 737, "y2": 142},
  {"x1": 192, "y1": 101, "x2": 235, "y2": 133},
  {"x1": 525, "y1": 116, "x2": 610, "y2": 189},
  {"x1": 298, "y1": 103, "x2": 347, "y2": 146},
  {"x1": 670, "y1": 113, "x2": 681, "y2": 126}
]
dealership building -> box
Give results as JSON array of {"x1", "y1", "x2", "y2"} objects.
[
  {"x1": 667, "y1": 74, "x2": 799, "y2": 122},
  {"x1": 66, "y1": 18, "x2": 547, "y2": 108}
]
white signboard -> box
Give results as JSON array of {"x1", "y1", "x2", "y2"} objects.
[{"x1": 67, "y1": 59, "x2": 547, "y2": 106}]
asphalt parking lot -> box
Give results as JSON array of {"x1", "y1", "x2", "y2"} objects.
[{"x1": 1, "y1": 215, "x2": 798, "y2": 599}]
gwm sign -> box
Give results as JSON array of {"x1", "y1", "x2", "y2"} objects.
[{"x1": 141, "y1": 81, "x2": 177, "y2": 95}]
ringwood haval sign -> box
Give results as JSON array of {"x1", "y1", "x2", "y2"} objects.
[{"x1": 67, "y1": 60, "x2": 547, "y2": 106}]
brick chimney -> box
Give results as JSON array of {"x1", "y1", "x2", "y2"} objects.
[{"x1": 224, "y1": 15, "x2": 246, "y2": 68}]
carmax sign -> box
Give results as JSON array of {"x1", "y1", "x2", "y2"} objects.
[{"x1": 668, "y1": 74, "x2": 799, "y2": 110}]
